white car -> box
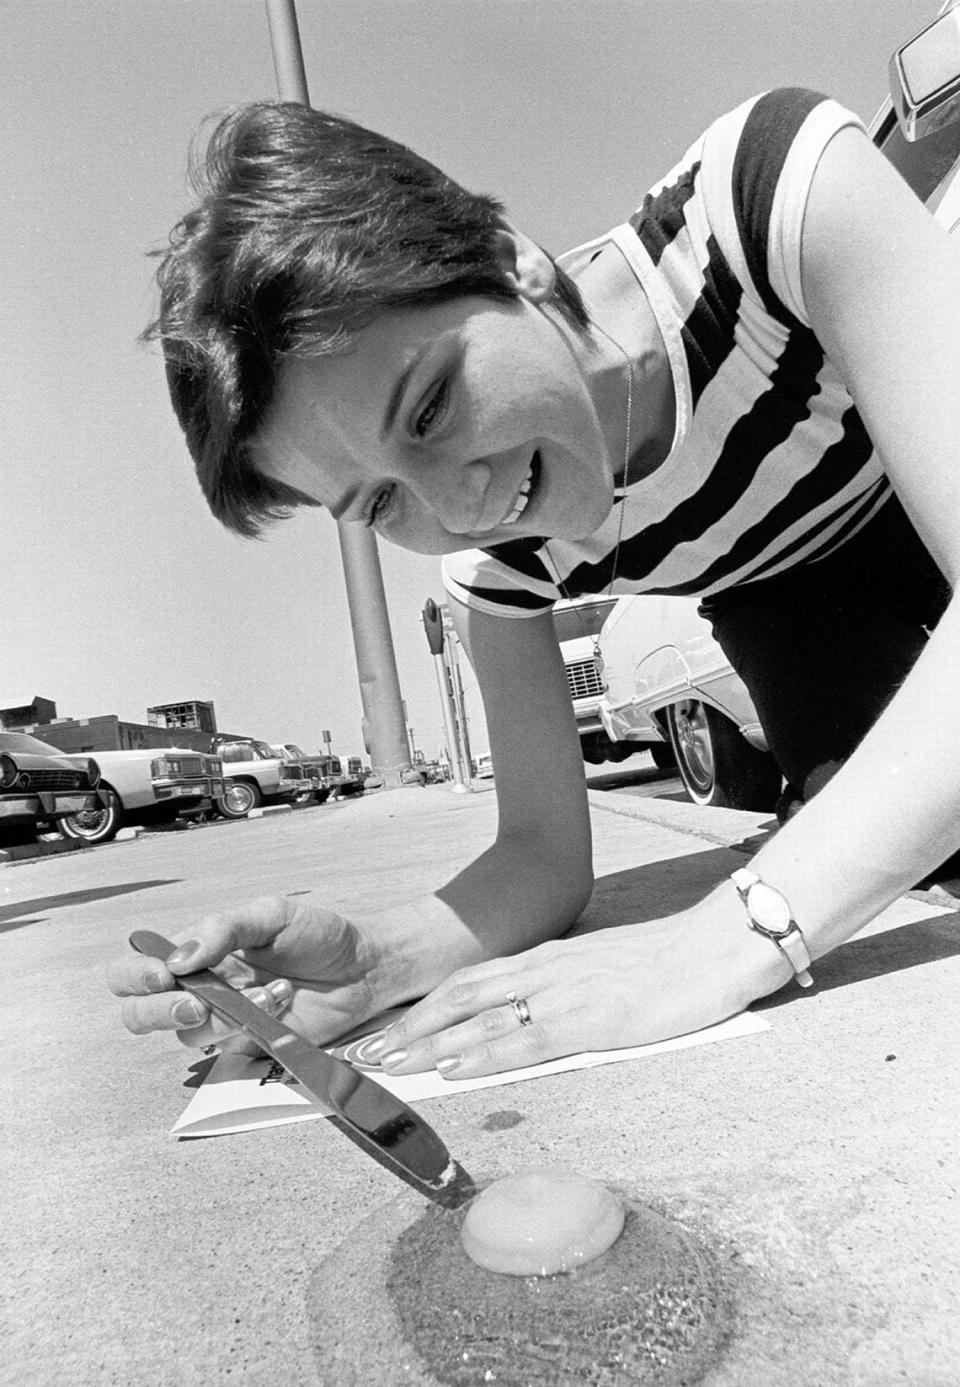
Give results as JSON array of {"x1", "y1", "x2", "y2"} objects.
[
  {"x1": 213, "y1": 739, "x2": 313, "y2": 818},
  {"x1": 59, "y1": 748, "x2": 225, "y2": 844},
  {"x1": 597, "y1": 595, "x2": 781, "y2": 810},
  {"x1": 553, "y1": 596, "x2": 660, "y2": 766},
  {"x1": 594, "y1": 8, "x2": 960, "y2": 811}
]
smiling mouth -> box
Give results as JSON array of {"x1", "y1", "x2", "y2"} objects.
[{"x1": 500, "y1": 451, "x2": 542, "y2": 527}]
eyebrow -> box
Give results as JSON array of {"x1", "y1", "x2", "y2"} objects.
[{"x1": 380, "y1": 350, "x2": 425, "y2": 440}]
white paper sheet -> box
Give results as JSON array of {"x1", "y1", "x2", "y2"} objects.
[{"x1": 171, "y1": 1009, "x2": 770, "y2": 1138}]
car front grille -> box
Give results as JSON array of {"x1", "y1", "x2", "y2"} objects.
[
  {"x1": 280, "y1": 764, "x2": 305, "y2": 781},
  {"x1": 18, "y1": 768, "x2": 87, "y2": 791},
  {"x1": 565, "y1": 658, "x2": 604, "y2": 700}
]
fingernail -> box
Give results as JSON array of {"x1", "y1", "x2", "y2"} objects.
[
  {"x1": 267, "y1": 979, "x2": 292, "y2": 1005},
  {"x1": 363, "y1": 1034, "x2": 388, "y2": 1058},
  {"x1": 172, "y1": 998, "x2": 205, "y2": 1026},
  {"x1": 436, "y1": 1055, "x2": 462, "y2": 1074},
  {"x1": 167, "y1": 940, "x2": 201, "y2": 968},
  {"x1": 379, "y1": 1048, "x2": 408, "y2": 1068},
  {"x1": 248, "y1": 989, "x2": 270, "y2": 1009},
  {"x1": 143, "y1": 970, "x2": 168, "y2": 994}
]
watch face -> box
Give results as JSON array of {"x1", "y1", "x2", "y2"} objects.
[{"x1": 747, "y1": 880, "x2": 792, "y2": 935}]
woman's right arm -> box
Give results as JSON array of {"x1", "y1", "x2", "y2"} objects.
[{"x1": 107, "y1": 599, "x2": 595, "y2": 1047}]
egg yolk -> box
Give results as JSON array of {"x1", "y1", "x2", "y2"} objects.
[{"x1": 460, "y1": 1167, "x2": 625, "y2": 1276}]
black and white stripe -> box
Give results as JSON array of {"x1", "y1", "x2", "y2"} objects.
[{"x1": 443, "y1": 89, "x2": 889, "y2": 618}]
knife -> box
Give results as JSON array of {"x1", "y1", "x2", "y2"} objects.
[{"x1": 130, "y1": 930, "x2": 476, "y2": 1210}]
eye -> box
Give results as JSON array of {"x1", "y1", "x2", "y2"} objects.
[
  {"x1": 364, "y1": 485, "x2": 395, "y2": 528},
  {"x1": 413, "y1": 380, "x2": 448, "y2": 438}
]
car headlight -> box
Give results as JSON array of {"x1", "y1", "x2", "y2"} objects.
[
  {"x1": 86, "y1": 758, "x2": 101, "y2": 789},
  {"x1": 0, "y1": 754, "x2": 19, "y2": 789},
  {"x1": 150, "y1": 756, "x2": 182, "y2": 778}
]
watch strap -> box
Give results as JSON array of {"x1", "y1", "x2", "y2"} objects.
[{"x1": 731, "y1": 868, "x2": 814, "y2": 988}]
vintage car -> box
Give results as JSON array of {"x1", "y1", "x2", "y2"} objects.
[
  {"x1": 58, "y1": 747, "x2": 226, "y2": 844},
  {"x1": 0, "y1": 731, "x2": 101, "y2": 842},
  {"x1": 212, "y1": 738, "x2": 312, "y2": 818},
  {"x1": 269, "y1": 743, "x2": 333, "y2": 803},
  {"x1": 593, "y1": 5, "x2": 960, "y2": 811},
  {"x1": 552, "y1": 596, "x2": 652, "y2": 767},
  {"x1": 597, "y1": 595, "x2": 781, "y2": 810}
]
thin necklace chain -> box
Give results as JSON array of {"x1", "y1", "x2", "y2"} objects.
[{"x1": 545, "y1": 324, "x2": 634, "y2": 645}]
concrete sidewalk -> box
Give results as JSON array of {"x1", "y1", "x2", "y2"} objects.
[{"x1": 3, "y1": 784, "x2": 959, "y2": 1385}]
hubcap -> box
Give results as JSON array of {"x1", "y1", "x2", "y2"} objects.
[{"x1": 675, "y1": 702, "x2": 714, "y2": 792}]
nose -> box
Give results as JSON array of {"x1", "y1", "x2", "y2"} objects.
[{"x1": 424, "y1": 460, "x2": 493, "y2": 534}]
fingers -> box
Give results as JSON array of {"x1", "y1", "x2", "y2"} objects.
[
  {"x1": 107, "y1": 897, "x2": 297, "y2": 1047},
  {"x1": 368, "y1": 964, "x2": 574, "y2": 1079},
  {"x1": 378, "y1": 1000, "x2": 576, "y2": 1080},
  {"x1": 107, "y1": 896, "x2": 295, "y2": 997},
  {"x1": 119, "y1": 977, "x2": 293, "y2": 1048}
]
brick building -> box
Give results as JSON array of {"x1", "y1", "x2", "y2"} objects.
[{"x1": 0, "y1": 697, "x2": 245, "y2": 755}]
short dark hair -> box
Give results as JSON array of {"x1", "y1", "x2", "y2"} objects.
[{"x1": 144, "y1": 101, "x2": 587, "y2": 537}]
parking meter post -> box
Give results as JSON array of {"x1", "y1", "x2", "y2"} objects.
[
  {"x1": 450, "y1": 642, "x2": 474, "y2": 781},
  {"x1": 433, "y1": 654, "x2": 469, "y2": 793},
  {"x1": 265, "y1": 0, "x2": 413, "y2": 790},
  {"x1": 423, "y1": 600, "x2": 469, "y2": 793},
  {"x1": 444, "y1": 631, "x2": 474, "y2": 787}
]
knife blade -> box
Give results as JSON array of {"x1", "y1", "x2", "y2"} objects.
[{"x1": 130, "y1": 930, "x2": 476, "y2": 1209}]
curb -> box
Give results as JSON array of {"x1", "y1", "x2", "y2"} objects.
[
  {"x1": 587, "y1": 787, "x2": 772, "y2": 849},
  {"x1": 0, "y1": 836, "x2": 91, "y2": 866},
  {"x1": 588, "y1": 788, "x2": 960, "y2": 909}
]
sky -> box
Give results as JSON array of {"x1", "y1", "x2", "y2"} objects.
[{"x1": 1, "y1": 0, "x2": 937, "y2": 763}]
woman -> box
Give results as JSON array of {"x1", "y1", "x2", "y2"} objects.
[{"x1": 109, "y1": 88, "x2": 960, "y2": 1078}]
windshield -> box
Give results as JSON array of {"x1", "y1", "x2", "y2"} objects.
[
  {"x1": 219, "y1": 742, "x2": 265, "y2": 763},
  {"x1": 877, "y1": 109, "x2": 960, "y2": 208},
  {"x1": 0, "y1": 732, "x2": 66, "y2": 756}
]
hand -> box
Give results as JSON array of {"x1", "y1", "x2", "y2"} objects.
[
  {"x1": 106, "y1": 895, "x2": 385, "y2": 1053},
  {"x1": 368, "y1": 913, "x2": 760, "y2": 1079}
]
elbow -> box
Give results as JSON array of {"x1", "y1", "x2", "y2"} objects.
[{"x1": 542, "y1": 843, "x2": 595, "y2": 927}]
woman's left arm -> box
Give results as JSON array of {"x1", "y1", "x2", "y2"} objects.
[{"x1": 373, "y1": 129, "x2": 960, "y2": 1078}]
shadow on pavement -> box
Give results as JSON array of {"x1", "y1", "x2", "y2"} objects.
[
  {"x1": 574, "y1": 847, "x2": 744, "y2": 931},
  {"x1": 0, "y1": 879, "x2": 180, "y2": 934},
  {"x1": 756, "y1": 910, "x2": 960, "y2": 1008},
  {"x1": 574, "y1": 851, "x2": 960, "y2": 993}
]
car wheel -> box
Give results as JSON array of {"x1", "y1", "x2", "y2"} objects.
[
  {"x1": 665, "y1": 700, "x2": 781, "y2": 812},
  {"x1": 59, "y1": 787, "x2": 126, "y2": 844},
  {"x1": 216, "y1": 780, "x2": 262, "y2": 819}
]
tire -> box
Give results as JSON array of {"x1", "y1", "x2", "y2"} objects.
[
  {"x1": 216, "y1": 780, "x2": 262, "y2": 819},
  {"x1": 665, "y1": 699, "x2": 781, "y2": 812},
  {"x1": 649, "y1": 741, "x2": 677, "y2": 771},
  {"x1": 59, "y1": 787, "x2": 126, "y2": 844}
]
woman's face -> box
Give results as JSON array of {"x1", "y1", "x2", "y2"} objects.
[{"x1": 253, "y1": 292, "x2": 617, "y2": 556}]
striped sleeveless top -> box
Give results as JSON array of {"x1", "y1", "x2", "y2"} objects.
[{"x1": 442, "y1": 88, "x2": 889, "y2": 618}]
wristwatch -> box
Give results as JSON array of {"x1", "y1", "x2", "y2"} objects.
[{"x1": 730, "y1": 868, "x2": 814, "y2": 988}]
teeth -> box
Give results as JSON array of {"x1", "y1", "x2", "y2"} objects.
[{"x1": 502, "y1": 465, "x2": 534, "y2": 526}]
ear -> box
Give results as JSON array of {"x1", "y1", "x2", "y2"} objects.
[{"x1": 491, "y1": 221, "x2": 557, "y2": 304}]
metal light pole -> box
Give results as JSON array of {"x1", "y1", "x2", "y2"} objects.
[{"x1": 264, "y1": 0, "x2": 413, "y2": 788}]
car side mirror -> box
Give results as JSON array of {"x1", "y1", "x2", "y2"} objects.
[{"x1": 890, "y1": 1, "x2": 960, "y2": 141}]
